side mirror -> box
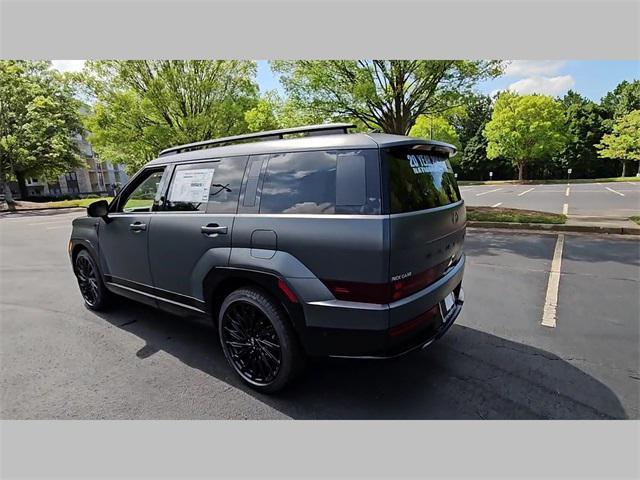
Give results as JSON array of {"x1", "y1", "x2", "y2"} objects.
[{"x1": 87, "y1": 199, "x2": 109, "y2": 219}]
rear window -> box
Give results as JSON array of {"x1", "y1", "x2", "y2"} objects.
[{"x1": 385, "y1": 148, "x2": 461, "y2": 214}]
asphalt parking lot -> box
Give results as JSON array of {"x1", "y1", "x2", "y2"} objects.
[
  {"x1": 461, "y1": 181, "x2": 640, "y2": 217},
  {"x1": 1, "y1": 209, "x2": 638, "y2": 419}
]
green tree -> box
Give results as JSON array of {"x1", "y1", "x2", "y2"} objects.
[
  {"x1": 600, "y1": 80, "x2": 640, "y2": 120},
  {"x1": 596, "y1": 110, "x2": 640, "y2": 176},
  {"x1": 271, "y1": 60, "x2": 502, "y2": 135},
  {"x1": 244, "y1": 91, "x2": 329, "y2": 132},
  {"x1": 410, "y1": 114, "x2": 460, "y2": 150},
  {"x1": 484, "y1": 92, "x2": 568, "y2": 180},
  {"x1": 449, "y1": 94, "x2": 495, "y2": 179},
  {"x1": 553, "y1": 90, "x2": 613, "y2": 178},
  {"x1": 83, "y1": 61, "x2": 258, "y2": 173},
  {"x1": 0, "y1": 61, "x2": 83, "y2": 202}
]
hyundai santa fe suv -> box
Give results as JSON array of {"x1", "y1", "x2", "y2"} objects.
[{"x1": 69, "y1": 123, "x2": 466, "y2": 392}]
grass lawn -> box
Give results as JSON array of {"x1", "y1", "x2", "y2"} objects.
[
  {"x1": 43, "y1": 197, "x2": 115, "y2": 208},
  {"x1": 630, "y1": 216, "x2": 640, "y2": 226},
  {"x1": 459, "y1": 176, "x2": 640, "y2": 186},
  {"x1": 467, "y1": 206, "x2": 567, "y2": 224}
]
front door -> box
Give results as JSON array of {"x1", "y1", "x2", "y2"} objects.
[
  {"x1": 98, "y1": 167, "x2": 167, "y2": 292},
  {"x1": 148, "y1": 157, "x2": 248, "y2": 310}
]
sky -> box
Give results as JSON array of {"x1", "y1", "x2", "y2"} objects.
[{"x1": 53, "y1": 60, "x2": 639, "y2": 102}]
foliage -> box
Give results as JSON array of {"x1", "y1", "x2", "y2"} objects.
[
  {"x1": 83, "y1": 61, "x2": 259, "y2": 173},
  {"x1": 244, "y1": 91, "x2": 329, "y2": 132},
  {"x1": 271, "y1": 60, "x2": 502, "y2": 135},
  {"x1": 484, "y1": 92, "x2": 568, "y2": 180},
  {"x1": 0, "y1": 61, "x2": 84, "y2": 200},
  {"x1": 597, "y1": 110, "x2": 640, "y2": 176},
  {"x1": 410, "y1": 114, "x2": 460, "y2": 150},
  {"x1": 600, "y1": 80, "x2": 640, "y2": 120},
  {"x1": 551, "y1": 91, "x2": 615, "y2": 178}
]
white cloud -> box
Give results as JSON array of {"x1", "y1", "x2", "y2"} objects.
[
  {"x1": 506, "y1": 75, "x2": 575, "y2": 96},
  {"x1": 504, "y1": 60, "x2": 566, "y2": 77},
  {"x1": 51, "y1": 60, "x2": 86, "y2": 73}
]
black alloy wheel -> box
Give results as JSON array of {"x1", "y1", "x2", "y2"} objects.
[
  {"x1": 218, "y1": 287, "x2": 304, "y2": 392},
  {"x1": 74, "y1": 250, "x2": 110, "y2": 310}
]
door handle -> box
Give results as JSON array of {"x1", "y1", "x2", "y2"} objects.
[
  {"x1": 129, "y1": 222, "x2": 147, "y2": 232},
  {"x1": 201, "y1": 224, "x2": 228, "y2": 236}
]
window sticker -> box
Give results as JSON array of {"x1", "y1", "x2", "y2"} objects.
[
  {"x1": 169, "y1": 168, "x2": 215, "y2": 203},
  {"x1": 407, "y1": 154, "x2": 452, "y2": 174}
]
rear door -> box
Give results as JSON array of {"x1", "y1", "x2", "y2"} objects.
[
  {"x1": 148, "y1": 157, "x2": 248, "y2": 310},
  {"x1": 384, "y1": 146, "x2": 466, "y2": 300}
]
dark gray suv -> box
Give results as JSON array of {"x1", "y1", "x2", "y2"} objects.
[{"x1": 69, "y1": 124, "x2": 466, "y2": 392}]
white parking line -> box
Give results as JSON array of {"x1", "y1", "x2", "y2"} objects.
[
  {"x1": 491, "y1": 202, "x2": 503, "y2": 208},
  {"x1": 45, "y1": 225, "x2": 70, "y2": 230},
  {"x1": 542, "y1": 234, "x2": 565, "y2": 328},
  {"x1": 518, "y1": 187, "x2": 535, "y2": 197},
  {"x1": 565, "y1": 186, "x2": 570, "y2": 197},
  {"x1": 563, "y1": 203, "x2": 568, "y2": 215},
  {"x1": 605, "y1": 186, "x2": 625, "y2": 196},
  {"x1": 476, "y1": 188, "x2": 503, "y2": 197}
]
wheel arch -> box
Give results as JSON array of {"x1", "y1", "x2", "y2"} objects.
[{"x1": 203, "y1": 267, "x2": 308, "y2": 347}]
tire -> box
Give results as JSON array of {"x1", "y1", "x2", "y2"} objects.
[
  {"x1": 74, "y1": 249, "x2": 111, "y2": 311},
  {"x1": 218, "y1": 287, "x2": 305, "y2": 393}
]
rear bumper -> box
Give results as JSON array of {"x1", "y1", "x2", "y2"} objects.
[
  {"x1": 332, "y1": 286, "x2": 464, "y2": 359},
  {"x1": 296, "y1": 254, "x2": 465, "y2": 357}
]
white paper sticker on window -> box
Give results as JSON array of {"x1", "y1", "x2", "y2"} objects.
[
  {"x1": 407, "y1": 154, "x2": 451, "y2": 174},
  {"x1": 169, "y1": 168, "x2": 215, "y2": 203}
]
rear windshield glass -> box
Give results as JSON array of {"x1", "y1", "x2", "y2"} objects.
[{"x1": 385, "y1": 148, "x2": 461, "y2": 214}]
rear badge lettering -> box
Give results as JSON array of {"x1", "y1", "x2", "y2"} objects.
[{"x1": 391, "y1": 272, "x2": 412, "y2": 282}]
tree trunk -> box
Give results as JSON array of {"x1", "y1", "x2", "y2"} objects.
[
  {"x1": 517, "y1": 162, "x2": 524, "y2": 181},
  {"x1": 621, "y1": 160, "x2": 627, "y2": 177},
  {"x1": 15, "y1": 171, "x2": 28, "y2": 199}
]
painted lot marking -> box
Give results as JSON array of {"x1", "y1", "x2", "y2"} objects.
[
  {"x1": 476, "y1": 188, "x2": 503, "y2": 197},
  {"x1": 518, "y1": 187, "x2": 535, "y2": 197},
  {"x1": 542, "y1": 234, "x2": 565, "y2": 328},
  {"x1": 491, "y1": 202, "x2": 503, "y2": 208},
  {"x1": 605, "y1": 186, "x2": 625, "y2": 196},
  {"x1": 563, "y1": 203, "x2": 569, "y2": 215},
  {"x1": 45, "y1": 225, "x2": 70, "y2": 230},
  {"x1": 565, "y1": 186, "x2": 570, "y2": 197}
]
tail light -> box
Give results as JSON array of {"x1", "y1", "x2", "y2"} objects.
[{"x1": 321, "y1": 258, "x2": 453, "y2": 304}]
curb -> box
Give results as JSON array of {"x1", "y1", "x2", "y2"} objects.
[
  {"x1": 467, "y1": 221, "x2": 640, "y2": 236},
  {"x1": 0, "y1": 206, "x2": 85, "y2": 214}
]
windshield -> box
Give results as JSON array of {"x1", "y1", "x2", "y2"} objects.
[{"x1": 384, "y1": 147, "x2": 461, "y2": 214}]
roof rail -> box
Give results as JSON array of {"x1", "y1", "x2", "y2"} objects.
[{"x1": 158, "y1": 123, "x2": 356, "y2": 157}]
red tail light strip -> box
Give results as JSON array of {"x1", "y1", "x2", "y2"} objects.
[
  {"x1": 388, "y1": 305, "x2": 439, "y2": 337},
  {"x1": 321, "y1": 258, "x2": 453, "y2": 304}
]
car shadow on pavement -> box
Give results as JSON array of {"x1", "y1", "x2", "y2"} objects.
[{"x1": 93, "y1": 298, "x2": 629, "y2": 420}]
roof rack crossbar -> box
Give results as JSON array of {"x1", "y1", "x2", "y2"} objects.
[{"x1": 158, "y1": 123, "x2": 356, "y2": 157}]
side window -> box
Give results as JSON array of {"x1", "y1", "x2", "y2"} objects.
[
  {"x1": 119, "y1": 169, "x2": 166, "y2": 213},
  {"x1": 260, "y1": 151, "x2": 337, "y2": 214},
  {"x1": 164, "y1": 157, "x2": 247, "y2": 213}
]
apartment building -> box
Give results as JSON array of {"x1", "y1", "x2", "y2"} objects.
[{"x1": 24, "y1": 134, "x2": 129, "y2": 198}]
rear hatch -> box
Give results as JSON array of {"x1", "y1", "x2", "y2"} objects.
[{"x1": 383, "y1": 145, "x2": 466, "y2": 307}]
